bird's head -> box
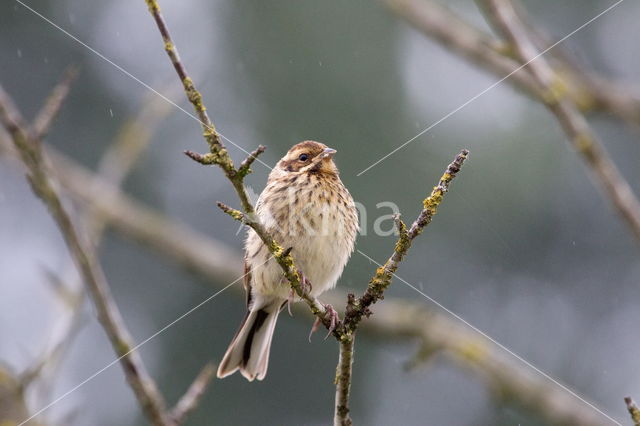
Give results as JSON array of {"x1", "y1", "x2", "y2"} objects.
[{"x1": 275, "y1": 140, "x2": 339, "y2": 176}]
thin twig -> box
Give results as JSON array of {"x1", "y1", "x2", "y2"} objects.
[
  {"x1": 32, "y1": 66, "x2": 79, "y2": 140},
  {"x1": 0, "y1": 82, "x2": 172, "y2": 426},
  {"x1": 170, "y1": 362, "x2": 216, "y2": 425},
  {"x1": 332, "y1": 150, "x2": 468, "y2": 424},
  {"x1": 477, "y1": 0, "x2": 640, "y2": 243},
  {"x1": 626, "y1": 397, "x2": 640, "y2": 426},
  {"x1": 343, "y1": 149, "x2": 469, "y2": 333},
  {"x1": 143, "y1": 0, "x2": 226, "y2": 161},
  {"x1": 19, "y1": 271, "x2": 85, "y2": 389}
]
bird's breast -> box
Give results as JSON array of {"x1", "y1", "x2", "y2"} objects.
[{"x1": 256, "y1": 173, "x2": 358, "y2": 295}]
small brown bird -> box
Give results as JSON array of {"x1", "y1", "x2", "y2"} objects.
[{"x1": 217, "y1": 141, "x2": 358, "y2": 381}]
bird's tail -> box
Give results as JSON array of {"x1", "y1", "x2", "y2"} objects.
[{"x1": 217, "y1": 301, "x2": 283, "y2": 381}]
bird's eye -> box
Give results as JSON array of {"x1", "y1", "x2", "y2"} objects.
[{"x1": 298, "y1": 153, "x2": 309, "y2": 162}]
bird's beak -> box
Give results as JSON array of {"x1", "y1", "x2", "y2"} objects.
[{"x1": 322, "y1": 147, "x2": 337, "y2": 159}]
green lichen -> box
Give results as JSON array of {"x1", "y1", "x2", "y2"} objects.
[
  {"x1": 423, "y1": 188, "x2": 444, "y2": 213},
  {"x1": 541, "y1": 75, "x2": 568, "y2": 105},
  {"x1": 394, "y1": 219, "x2": 411, "y2": 254},
  {"x1": 457, "y1": 340, "x2": 486, "y2": 364},
  {"x1": 145, "y1": 0, "x2": 160, "y2": 13},
  {"x1": 115, "y1": 339, "x2": 131, "y2": 357},
  {"x1": 573, "y1": 132, "x2": 593, "y2": 153},
  {"x1": 182, "y1": 77, "x2": 206, "y2": 114}
]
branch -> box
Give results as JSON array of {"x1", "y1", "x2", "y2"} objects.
[
  {"x1": 32, "y1": 66, "x2": 78, "y2": 140},
  {"x1": 0, "y1": 82, "x2": 172, "y2": 425},
  {"x1": 0, "y1": 138, "x2": 242, "y2": 284},
  {"x1": 143, "y1": 0, "x2": 225, "y2": 158},
  {"x1": 475, "y1": 0, "x2": 640, "y2": 243},
  {"x1": 19, "y1": 270, "x2": 85, "y2": 389},
  {"x1": 385, "y1": 0, "x2": 542, "y2": 98},
  {"x1": 333, "y1": 149, "x2": 468, "y2": 425},
  {"x1": 344, "y1": 149, "x2": 469, "y2": 333},
  {"x1": 333, "y1": 337, "x2": 355, "y2": 426},
  {"x1": 367, "y1": 299, "x2": 610, "y2": 426},
  {"x1": 3, "y1": 89, "x2": 213, "y2": 421},
  {"x1": 170, "y1": 362, "x2": 216, "y2": 425},
  {"x1": 0, "y1": 366, "x2": 31, "y2": 425},
  {"x1": 385, "y1": 0, "x2": 640, "y2": 126},
  {"x1": 626, "y1": 397, "x2": 640, "y2": 426}
]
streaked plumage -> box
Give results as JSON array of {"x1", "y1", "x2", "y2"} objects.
[{"x1": 217, "y1": 141, "x2": 358, "y2": 381}]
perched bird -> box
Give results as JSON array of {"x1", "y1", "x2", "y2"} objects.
[{"x1": 217, "y1": 141, "x2": 358, "y2": 381}]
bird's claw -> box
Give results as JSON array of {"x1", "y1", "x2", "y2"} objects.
[
  {"x1": 323, "y1": 304, "x2": 338, "y2": 339},
  {"x1": 297, "y1": 270, "x2": 312, "y2": 297},
  {"x1": 308, "y1": 303, "x2": 339, "y2": 341}
]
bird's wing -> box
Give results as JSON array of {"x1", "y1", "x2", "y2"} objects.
[{"x1": 243, "y1": 256, "x2": 252, "y2": 308}]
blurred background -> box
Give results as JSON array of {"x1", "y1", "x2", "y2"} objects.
[{"x1": 1, "y1": 0, "x2": 640, "y2": 424}]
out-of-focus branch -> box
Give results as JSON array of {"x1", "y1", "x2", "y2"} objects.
[
  {"x1": 385, "y1": 0, "x2": 543, "y2": 99},
  {"x1": 477, "y1": 0, "x2": 640, "y2": 243},
  {"x1": 0, "y1": 140, "x2": 611, "y2": 425},
  {"x1": 367, "y1": 299, "x2": 609, "y2": 426},
  {"x1": 507, "y1": 0, "x2": 640, "y2": 127},
  {"x1": 0, "y1": 138, "x2": 242, "y2": 284},
  {"x1": 169, "y1": 362, "x2": 216, "y2": 425},
  {"x1": 626, "y1": 397, "x2": 640, "y2": 426},
  {"x1": 0, "y1": 82, "x2": 172, "y2": 426},
  {"x1": 18, "y1": 271, "x2": 85, "y2": 391},
  {"x1": 385, "y1": 0, "x2": 640, "y2": 126},
  {"x1": 32, "y1": 67, "x2": 78, "y2": 141},
  {"x1": 2, "y1": 86, "x2": 213, "y2": 425},
  {"x1": 1, "y1": 365, "x2": 36, "y2": 426},
  {"x1": 2, "y1": 93, "x2": 174, "y2": 411}
]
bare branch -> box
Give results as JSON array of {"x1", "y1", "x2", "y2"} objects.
[
  {"x1": 477, "y1": 0, "x2": 640, "y2": 243},
  {"x1": 143, "y1": 0, "x2": 227, "y2": 162},
  {"x1": 32, "y1": 66, "x2": 78, "y2": 140},
  {"x1": 0, "y1": 366, "x2": 31, "y2": 425},
  {"x1": 344, "y1": 149, "x2": 469, "y2": 333},
  {"x1": 385, "y1": 0, "x2": 640, "y2": 126},
  {"x1": 626, "y1": 397, "x2": 640, "y2": 426},
  {"x1": 333, "y1": 149, "x2": 468, "y2": 424},
  {"x1": 385, "y1": 0, "x2": 542, "y2": 98},
  {"x1": 0, "y1": 82, "x2": 172, "y2": 425},
  {"x1": 170, "y1": 362, "x2": 216, "y2": 425},
  {"x1": 333, "y1": 337, "x2": 355, "y2": 426},
  {"x1": 367, "y1": 299, "x2": 610, "y2": 426},
  {"x1": 237, "y1": 144, "x2": 266, "y2": 178},
  {"x1": 19, "y1": 271, "x2": 85, "y2": 389}
]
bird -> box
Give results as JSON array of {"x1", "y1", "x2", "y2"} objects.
[{"x1": 216, "y1": 141, "x2": 358, "y2": 381}]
